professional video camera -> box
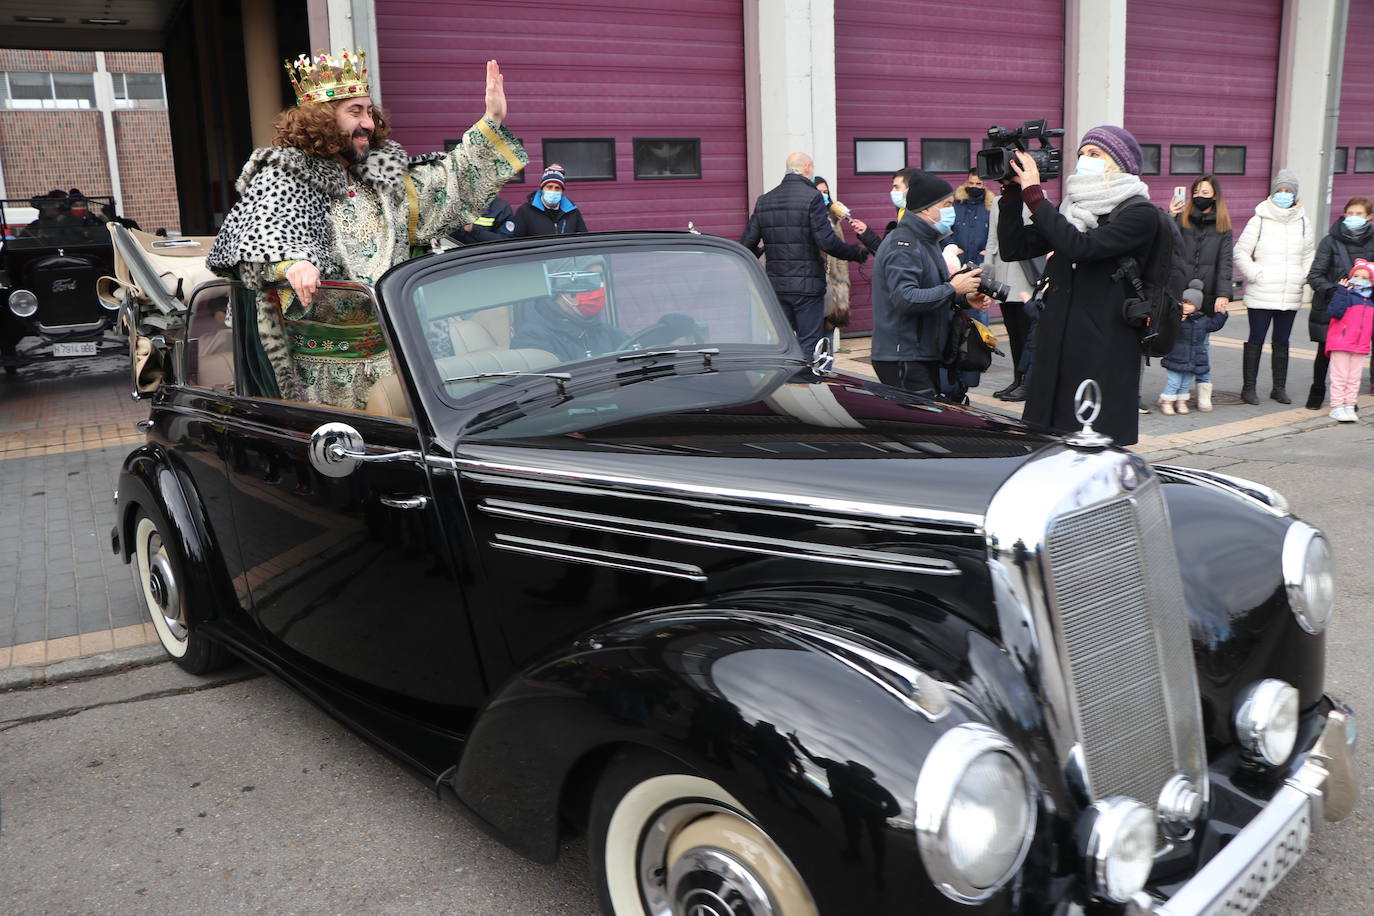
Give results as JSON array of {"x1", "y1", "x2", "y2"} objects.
[{"x1": 975, "y1": 119, "x2": 1065, "y2": 182}]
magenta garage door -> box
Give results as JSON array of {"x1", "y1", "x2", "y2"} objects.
[
  {"x1": 1125, "y1": 0, "x2": 1282, "y2": 216},
  {"x1": 834, "y1": 0, "x2": 1065, "y2": 332},
  {"x1": 1333, "y1": 9, "x2": 1374, "y2": 208},
  {"x1": 374, "y1": 0, "x2": 748, "y2": 239}
]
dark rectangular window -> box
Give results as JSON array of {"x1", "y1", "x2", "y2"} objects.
[
  {"x1": 1170, "y1": 144, "x2": 1204, "y2": 175},
  {"x1": 1139, "y1": 144, "x2": 1161, "y2": 175},
  {"x1": 633, "y1": 138, "x2": 701, "y2": 179},
  {"x1": 113, "y1": 72, "x2": 166, "y2": 108},
  {"x1": 1355, "y1": 147, "x2": 1374, "y2": 174},
  {"x1": 542, "y1": 138, "x2": 616, "y2": 181},
  {"x1": 854, "y1": 138, "x2": 906, "y2": 175},
  {"x1": 1333, "y1": 147, "x2": 1348, "y2": 174},
  {"x1": 1212, "y1": 145, "x2": 1246, "y2": 175},
  {"x1": 921, "y1": 138, "x2": 970, "y2": 174}
]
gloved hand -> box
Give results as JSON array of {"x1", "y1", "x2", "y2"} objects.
[{"x1": 854, "y1": 248, "x2": 869, "y2": 264}]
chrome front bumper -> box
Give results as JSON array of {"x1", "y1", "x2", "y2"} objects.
[{"x1": 1129, "y1": 704, "x2": 1358, "y2": 916}]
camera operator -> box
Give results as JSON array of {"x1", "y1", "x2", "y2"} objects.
[
  {"x1": 997, "y1": 125, "x2": 1156, "y2": 446},
  {"x1": 871, "y1": 170, "x2": 989, "y2": 396}
]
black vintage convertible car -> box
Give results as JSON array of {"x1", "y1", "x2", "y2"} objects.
[{"x1": 111, "y1": 230, "x2": 1356, "y2": 915}]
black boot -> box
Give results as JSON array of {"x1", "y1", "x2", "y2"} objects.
[
  {"x1": 993, "y1": 372, "x2": 1022, "y2": 399},
  {"x1": 1270, "y1": 345, "x2": 1291, "y2": 404},
  {"x1": 1305, "y1": 382, "x2": 1324, "y2": 410},
  {"x1": 1000, "y1": 383, "x2": 1027, "y2": 402},
  {"x1": 1241, "y1": 342, "x2": 1261, "y2": 405}
]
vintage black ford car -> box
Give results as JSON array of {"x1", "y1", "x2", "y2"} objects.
[{"x1": 111, "y1": 230, "x2": 1356, "y2": 915}]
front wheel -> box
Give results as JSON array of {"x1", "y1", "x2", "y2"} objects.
[
  {"x1": 130, "y1": 508, "x2": 228, "y2": 674},
  {"x1": 589, "y1": 751, "x2": 818, "y2": 916}
]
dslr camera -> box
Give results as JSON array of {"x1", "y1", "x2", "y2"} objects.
[
  {"x1": 955, "y1": 265, "x2": 1011, "y2": 302},
  {"x1": 975, "y1": 119, "x2": 1065, "y2": 182}
]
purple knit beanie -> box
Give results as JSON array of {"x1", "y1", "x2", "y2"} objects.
[{"x1": 1079, "y1": 125, "x2": 1144, "y2": 175}]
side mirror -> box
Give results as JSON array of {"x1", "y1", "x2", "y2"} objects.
[
  {"x1": 811, "y1": 336, "x2": 835, "y2": 376},
  {"x1": 308, "y1": 422, "x2": 366, "y2": 477}
]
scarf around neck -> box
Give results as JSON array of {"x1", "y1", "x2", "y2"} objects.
[{"x1": 1060, "y1": 171, "x2": 1151, "y2": 230}]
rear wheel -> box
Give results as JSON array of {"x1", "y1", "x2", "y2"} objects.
[
  {"x1": 130, "y1": 509, "x2": 228, "y2": 674},
  {"x1": 590, "y1": 751, "x2": 818, "y2": 916}
]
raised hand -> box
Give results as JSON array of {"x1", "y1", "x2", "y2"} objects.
[{"x1": 484, "y1": 59, "x2": 507, "y2": 125}]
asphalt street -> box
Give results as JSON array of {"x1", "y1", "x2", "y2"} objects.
[{"x1": 2, "y1": 415, "x2": 1372, "y2": 914}]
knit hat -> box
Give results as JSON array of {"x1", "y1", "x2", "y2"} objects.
[
  {"x1": 1350, "y1": 258, "x2": 1373, "y2": 279},
  {"x1": 539, "y1": 165, "x2": 566, "y2": 189},
  {"x1": 1079, "y1": 125, "x2": 1143, "y2": 175},
  {"x1": 905, "y1": 169, "x2": 954, "y2": 212},
  {"x1": 1271, "y1": 169, "x2": 1300, "y2": 196},
  {"x1": 1181, "y1": 279, "x2": 1205, "y2": 308}
]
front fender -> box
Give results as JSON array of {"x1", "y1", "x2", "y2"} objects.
[
  {"x1": 452, "y1": 595, "x2": 1051, "y2": 914},
  {"x1": 115, "y1": 442, "x2": 237, "y2": 627}
]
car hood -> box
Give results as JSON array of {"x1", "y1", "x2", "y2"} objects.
[{"x1": 451, "y1": 371, "x2": 1059, "y2": 525}]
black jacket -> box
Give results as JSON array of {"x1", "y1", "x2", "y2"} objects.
[
  {"x1": 998, "y1": 188, "x2": 1158, "y2": 447},
  {"x1": 450, "y1": 197, "x2": 516, "y2": 244},
  {"x1": 740, "y1": 173, "x2": 866, "y2": 299},
  {"x1": 870, "y1": 213, "x2": 960, "y2": 363},
  {"x1": 1306, "y1": 219, "x2": 1374, "y2": 342},
  {"x1": 512, "y1": 190, "x2": 588, "y2": 238},
  {"x1": 1162, "y1": 308, "x2": 1228, "y2": 375},
  {"x1": 510, "y1": 296, "x2": 626, "y2": 362},
  {"x1": 1175, "y1": 207, "x2": 1234, "y2": 313}
]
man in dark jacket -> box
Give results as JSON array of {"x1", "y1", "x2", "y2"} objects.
[
  {"x1": 510, "y1": 257, "x2": 625, "y2": 360},
  {"x1": 740, "y1": 152, "x2": 868, "y2": 355},
  {"x1": 1305, "y1": 196, "x2": 1374, "y2": 408},
  {"x1": 870, "y1": 170, "x2": 986, "y2": 396},
  {"x1": 451, "y1": 197, "x2": 517, "y2": 244},
  {"x1": 950, "y1": 169, "x2": 991, "y2": 266},
  {"x1": 512, "y1": 165, "x2": 588, "y2": 237}
]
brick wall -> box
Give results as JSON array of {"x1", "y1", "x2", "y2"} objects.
[
  {"x1": 1, "y1": 49, "x2": 179, "y2": 232},
  {"x1": 113, "y1": 110, "x2": 181, "y2": 232}
]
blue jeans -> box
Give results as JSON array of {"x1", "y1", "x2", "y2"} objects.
[{"x1": 1164, "y1": 369, "x2": 1208, "y2": 396}]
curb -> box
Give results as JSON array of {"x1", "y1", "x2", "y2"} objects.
[
  {"x1": 0, "y1": 644, "x2": 168, "y2": 692},
  {"x1": 1139, "y1": 411, "x2": 1340, "y2": 462}
]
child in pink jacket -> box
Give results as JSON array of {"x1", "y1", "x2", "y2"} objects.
[{"x1": 1326, "y1": 258, "x2": 1374, "y2": 422}]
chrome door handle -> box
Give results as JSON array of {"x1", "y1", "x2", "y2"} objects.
[
  {"x1": 136, "y1": 419, "x2": 154, "y2": 430},
  {"x1": 380, "y1": 495, "x2": 429, "y2": 510}
]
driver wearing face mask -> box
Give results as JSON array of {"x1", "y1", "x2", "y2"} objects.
[
  {"x1": 510, "y1": 256, "x2": 628, "y2": 361},
  {"x1": 512, "y1": 164, "x2": 589, "y2": 238}
]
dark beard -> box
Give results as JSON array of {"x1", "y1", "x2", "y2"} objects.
[{"x1": 342, "y1": 131, "x2": 371, "y2": 164}]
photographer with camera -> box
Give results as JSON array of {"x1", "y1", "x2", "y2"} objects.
[
  {"x1": 870, "y1": 170, "x2": 990, "y2": 397},
  {"x1": 993, "y1": 124, "x2": 1157, "y2": 446}
]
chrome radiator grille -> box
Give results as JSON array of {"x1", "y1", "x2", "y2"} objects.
[{"x1": 1043, "y1": 477, "x2": 1205, "y2": 806}]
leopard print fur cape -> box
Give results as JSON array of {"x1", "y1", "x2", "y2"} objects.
[{"x1": 206, "y1": 141, "x2": 443, "y2": 282}]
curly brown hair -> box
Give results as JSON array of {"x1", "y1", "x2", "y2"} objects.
[{"x1": 272, "y1": 98, "x2": 391, "y2": 158}]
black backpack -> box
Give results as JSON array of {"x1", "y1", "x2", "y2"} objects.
[{"x1": 1109, "y1": 197, "x2": 1185, "y2": 358}]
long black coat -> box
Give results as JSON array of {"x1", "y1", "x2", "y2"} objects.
[
  {"x1": 998, "y1": 189, "x2": 1157, "y2": 446},
  {"x1": 1176, "y1": 208, "x2": 1234, "y2": 313},
  {"x1": 1306, "y1": 220, "x2": 1374, "y2": 343}
]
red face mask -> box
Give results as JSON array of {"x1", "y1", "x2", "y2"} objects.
[{"x1": 573, "y1": 287, "x2": 606, "y2": 316}]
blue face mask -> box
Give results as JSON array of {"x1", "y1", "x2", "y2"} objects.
[
  {"x1": 1343, "y1": 215, "x2": 1370, "y2": 232},
  {"x1": 935, "y1": 206, "x2": 956, "y2": 233},
  {"x1": 1353, "y1": 278, "x2": 1373, "y2": 292},
  {"x1": 890, "y1": 189, "x2": 906, "y2": 210},
  {"x1": 1271, "y1": 191, "x2": 1295, "y2": 209},
  {"x1": 1075, "y1": 155, "x2": 1108, "y2": 176},
  {"x1": 541, "y1": 189, "x2": 563, "y2": 208},
  {"x1": 821, "y1": 193, "x2": 831, "y2": 206}
]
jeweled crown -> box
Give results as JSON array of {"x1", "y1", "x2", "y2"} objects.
[{"x1": 285, "y1": 48, "x2": 370, "y2": 105}]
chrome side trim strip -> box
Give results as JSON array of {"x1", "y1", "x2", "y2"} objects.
[
  {"x1": 1152, "y1": 464, "x2": 1290, "y2": 517},
  {"x1": 455, "y1": 456, "x2": 985, "y2": 530},
  {"x1": 480, "y1": 497, "x2": 960, "y2": 576},
  {"x1": 490, "y1": 534, "x2": 707, "y2": 581}
]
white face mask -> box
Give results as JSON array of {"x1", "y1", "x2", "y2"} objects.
[
  {"x1": 1075, "y1": 155, "x2": 1108, "y2": 176},
  {"x1": 890, "y1": 189, "x2": 907, "y2": 209}
]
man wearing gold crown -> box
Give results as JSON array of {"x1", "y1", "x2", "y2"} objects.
[{"x1": 207, "y1": 53, "x2": 526, "y2": 408}]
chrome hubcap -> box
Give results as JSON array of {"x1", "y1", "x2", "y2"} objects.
[
  {"x1": 669, "y1": 847, "x2": 773, "y2": 916},
  {"x1": 639, "y1": 803, "x2": 784, "y2": 916},
  {"x1": 140, "y1": 528, "x2": 186, "y2": 642}
]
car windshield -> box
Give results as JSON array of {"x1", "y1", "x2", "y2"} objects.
[
  {"x1": 1, "y1": 196, "x2": 114, "y2": 249},
  {"x1": 400, "y1": 244, "x2": 789, "y2": 406}
]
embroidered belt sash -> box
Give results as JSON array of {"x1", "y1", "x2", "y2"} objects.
[{"x1": 285, "y1": 318, "x2": 388, "y2": 359}]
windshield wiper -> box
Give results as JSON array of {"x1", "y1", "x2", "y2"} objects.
[
  {"x1": 616, "y1": 347, "x2": 722, "y2": 368},
  {"x1": 444, "y1": 370, "x2": 572, "y2": 395}
]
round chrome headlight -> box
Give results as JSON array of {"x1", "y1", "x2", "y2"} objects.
[
  {"x1": 1083, "y1": 797, "x2": 1156, "y2": 903},
  {"x1": 8, "y1": 288, "x2": 37, "y2": 318},
  {"x1": 1236, "y1": 679, "x2": 1299, "y2": 766},
  {"x1": 1282, "y1": 522, "x2": 1334, "y2": 634},
  {"x1": 915, "y1": 723, "x2": 1037, "y2": 903}
]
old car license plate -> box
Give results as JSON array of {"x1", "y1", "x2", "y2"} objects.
[
  {"x1": 1204, "y1": 803, "x2": 1310, "y2": 916},
  {"x1": 53, "y1": 342, "x2": 97, "y2": 357}
]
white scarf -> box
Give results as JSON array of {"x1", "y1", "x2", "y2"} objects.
[{"x1": 1060, "y1": 172, "x2": 1151, "y2": 230}]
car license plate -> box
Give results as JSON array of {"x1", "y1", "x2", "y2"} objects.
[
  {"x1": 53, "y1": 342, "x2": 97, "y2": 357},
  {"x1": 1205, "y1": 804, "x2": 1310, "y2": 916}
]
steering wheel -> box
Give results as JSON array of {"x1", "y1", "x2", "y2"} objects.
[{"x1": 615, "y1": 312, "x2": 707, "y2": 351}]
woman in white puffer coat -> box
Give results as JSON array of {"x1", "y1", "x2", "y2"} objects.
[{"x1": 1234, "y1": 169, "x2": 1316, "y2": 404}]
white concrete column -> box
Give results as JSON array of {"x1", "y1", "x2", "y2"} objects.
[
  {"x1": 751, "y1": 0, "x2": 837, "y2": 195},
  {"x1": 1063, "y1": 0, "x2": 1126, "y2": 152},
  {"x1": 1273, "y1": 0, "x2": 1348, "y2": 227},
  {"x1": 310, "y1": 0, "x2": 381, "y2": 102},
  {"x1": 92, "y1": 52, "x2": 125, "y2": 216}
]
